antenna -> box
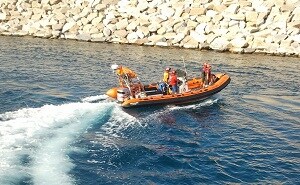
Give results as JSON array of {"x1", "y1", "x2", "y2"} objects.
[{"x1": 182, "y1": 56, "x2": 187, "y2": 77}]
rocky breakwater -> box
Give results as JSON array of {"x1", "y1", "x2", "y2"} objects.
[{"x1": 0, "y1": 0, "x2": 300, "y2": 57}]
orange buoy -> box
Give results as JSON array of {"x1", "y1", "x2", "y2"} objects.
[{"x1": 106, "y1": 87, "x2": 118, "y2": 99}]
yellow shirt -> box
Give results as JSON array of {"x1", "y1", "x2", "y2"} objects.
[{"x1": 163, "y1": 71, "x2": 169, "y2": 83}]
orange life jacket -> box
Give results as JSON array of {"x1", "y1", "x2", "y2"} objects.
[
  {"x1": 116, "y1": 66, "x2": 137, "y2": 79},
  {"x1": 169, "y1": 74, "x2": 178, "y2": 86}
]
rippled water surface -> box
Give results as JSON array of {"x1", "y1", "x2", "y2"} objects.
[{"x1": 0, "y1": 36, "x2": 299, "y2": 185}]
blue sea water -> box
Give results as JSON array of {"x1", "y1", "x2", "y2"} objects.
[{"x1": 0, "y1": 36, "x2": 299, "y2": 185}]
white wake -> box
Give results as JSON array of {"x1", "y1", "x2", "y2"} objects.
[
  {"x1": 169, "y1": 95, "x2": 221, "y2": 110},
  {"x1": 81, "y1": 94, "x2": 109, "y2": 103},
  {"x1": 0, "y1": 102, "x2": 115, "y2": 185}
]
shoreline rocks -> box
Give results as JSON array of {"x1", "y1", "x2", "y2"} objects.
[{"x1": 1, "y1": 0, "x2": 300, "y2": 57}]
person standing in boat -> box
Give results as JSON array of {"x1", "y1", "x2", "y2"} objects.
[
  {"x1": 202, "y1": 63, "x2": 211, "y2": 87},
  {"x1": 111, "y1": 64, "x2": 137, "y2": 87},
  {"x1": 201, "y1": 63, "x2": 207, "y2": 85},
  {"x1": 111, "y1": 64, "x2": 144, "y2": 99},
  {"x1": 163, "y1": 67, "x2": 171, "y2": 83},
  {"x1": 206, "y1": 63, "x2": 212, "y2": 86},
  {"x1": 169, "y1": 70, "x2": 178, "y2": 94}
]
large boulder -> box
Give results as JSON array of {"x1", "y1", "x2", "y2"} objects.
[
  {"x1": 210, "y1": 37, "x2": 230, "y2": 51},
  {"x1": 148, "y1": 34, "x2": 165, "y2": 43},
  {"x1": 0, "y1": 12, "x2": 7, "y2": 20},
  {"x1": 62, "y1": 20, "x2": 77, "y2": 33},
  {"x1": 160, "y1": 7, "x2": 175, "y2": 18},
  {"x1": 230, "y1": 37, "x2": 248, "y2": 48},
  {"x1": 190, "y1": 31, "x2": 207, "y2": 43},
  {"x1": 183, "y1": 38, "x2": 199, "y2": 49}
]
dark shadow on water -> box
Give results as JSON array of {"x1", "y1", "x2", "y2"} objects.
[{"x1": 122, "y1": 105, "x2": 167, "y2": 118}]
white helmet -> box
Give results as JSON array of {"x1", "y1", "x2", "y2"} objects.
[{"x1": 111, "y1": 64, "x2": 119, "y2": 70}]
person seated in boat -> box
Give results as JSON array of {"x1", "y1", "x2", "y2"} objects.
[
  {"x1": 158, "y1": 81, "x2": 168, "y2": 95},
  {"x1": 163, "y1": 67, "x2": 171, "y2": 83},
  {"x1": 111, "y1": 64, "x2": 137, "y2": 87},
  {"x1": 209, "y1": 73, "x2": 217, "y2": 85},
  {"x1": 169, "y1": 70, "x2": 178, "y2": 94},
  {"x1": 130, "y1": 83, "x2": 141, "y2": 98}
]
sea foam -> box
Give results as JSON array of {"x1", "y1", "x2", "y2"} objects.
[{"x1": 0, "y1": 101, "x2": 115, "y2": 185}]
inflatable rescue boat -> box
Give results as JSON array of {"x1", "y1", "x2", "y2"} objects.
[{"x1": 106, "y1": 72, "x2": 231, "y2": 108}]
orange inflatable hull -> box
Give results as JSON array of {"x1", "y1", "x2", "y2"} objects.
[
  {"x1": 106, "y1": 87, "x2": 118, "y2": 99},
  {"x1": 107, "y1": 73, "x2": 230, "y2": 108}
]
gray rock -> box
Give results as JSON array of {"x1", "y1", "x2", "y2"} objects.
[
  {"x1": 126, "y1": 20, "x2": 138, "y2": 31},
  {"x1": 51, "y1": 30, "x2": 60, "y2": 38},
  {"x1": 63, "y1": 32, "x2": 77, "y2": 39},
  {"x1": 35, "y1": 30, "x2": 52, "y2": 38},
  {"x1": 206, "y1": 10, "x2": 218, "y2": 18},
  {"x1": 114, "y1": 29, "x2": 128, "y2": 38},
  {"x1": 12, "y1": 30, "x2": 28, "y2": 36},
  {"x1": 127, "y1": 32, "x2": 139, "y2": 42},
  {"x1": 292, "y1": 34, "x2": 300, "y2": 42},
  {"x1": 252, "y1": 37, "x2": 267, "y2": 49},
  {"x1": 111, "y1": 37, "x2": 128, "y2": 43},
  {"x1": 206, "y1": 33, "x2": 218, "y2": 44},
  {"x1": 76, "y1": 33, "x2": 91, "y2": 41},
  {"x1": 94, "y1": 4, "x2": 107, "y2": 11},
  {"x1": 195, "y1": 23, "x2": 207, "y2": 34},
  {"x1": 137, "y1": 0, "x2": 149, "y2": 12},
  {"x1": 156, "y1": 41, "x2": 169, "y2": 47},
  {"x1": 92, "y1": 16, "x2": 104, "y2": 26},
  {"x1": 0, "y1": 0, "x2": 299, "y2": 57},
  {"x1": 137, "y1": 26, "x2": 149, "y2": 37},
  {"x1": 187, "y1": 19, "x2": 198, "y2": 28},
  {"x1": 103, "y1": 27, "x2": 111, "y2": 37},
  {"x1": 160, "y1": 7, "x2": 175, "y2": 18},
  {"x1": 157, "y1": 27, "x2": 166, "y2": 35},
  {"x1": 230, "y1": 37, "x2": 248, "y2": 48},
  {"x1": 134, "y1": 38, "x2": 149, "y2": 45},
  {"x1": 189, "y1": 7, "x2": 206, "y2": 16},
  {"x1": 87, "y1": 13, "x2": 98, "y2": 23},
  {"x1": 190, "y1": 31, "x2": 207, "y2": 43},
  {"x1": 62, "y1": 21, "x2": 76, "y2": 33},
  {"x1": 82, "y1": 24, "x2": 93, "y2": 33},
  {"x1": 91, "y1": 33, "x2": 106, "y2": 42},
  {"x1": 116, "y1": 18, "x2": 128, "y2": 30},
  {"x1": 225, "y1": 13, "x2": 245, "y2": 21},
  {"x1": 210, "y1": 37, "x2": 230, "y2": 51},
  {"x1": 243, "y1": 48, "x2": 256, "y2": 53},
  {"x1": 148, "y1": 34, "x2": 165, "y2": 43},
  {"x1": 172, "y1": 32, "x2": 185, "y2": 43},
  {"x1": 138, "y1": 18, "x2": 150, "y2": 27},
  {"x1": 148, "y1": 23, "x2": 161, "y2": 32},
  {"x1": 164, "y1": 32, "x2": 177, "y2": 40},
  {"x1": 52, "y1": 23, "x2": 64, "y2": 31},
  {"x1": 229, "y1": 47, "x2": 244, "y2": 53},
  {"x1": 0, "y1": 12, "x2": 7, "y2": 20},
  {"x1": 183, "y1": 38, "x2": 199, "y2": 49},
  {"x1": 224, "y1": 4, "x2": 240, "y2": 14}
]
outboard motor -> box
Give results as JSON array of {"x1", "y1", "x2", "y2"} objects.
[
  {"x1": 178, "y1": 77, "x2": 188, "y2": 93},
  {"x1": 117, "y1": 87, "x2": 130, "y2": 102}
]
